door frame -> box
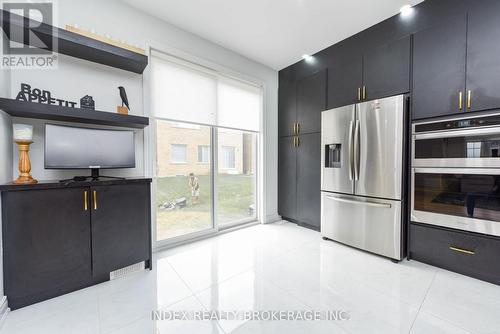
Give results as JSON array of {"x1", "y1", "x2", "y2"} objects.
[
  {"x1": 144, "y1": 43, "x2": 265, "y2": 251},
  {"x1": 151, "y1": 122, "x2": 260, "y2": 250}
]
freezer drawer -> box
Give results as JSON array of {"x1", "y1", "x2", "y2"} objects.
[{"x1": 321, "y1": 192, "x2": 402, "y2": 260}]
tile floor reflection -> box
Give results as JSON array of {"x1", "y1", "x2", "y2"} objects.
[{"x1": 1, "y1": 221, "x2": 499, "y2": 334}]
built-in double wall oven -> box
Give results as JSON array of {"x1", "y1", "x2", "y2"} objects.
[{"x1": 412, "y1": 113, "x2": 500, "y2": 237}]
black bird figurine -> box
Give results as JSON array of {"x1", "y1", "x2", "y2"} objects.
[{"x1": 118, "y1": 86, "x2": 130, "y2": 110}]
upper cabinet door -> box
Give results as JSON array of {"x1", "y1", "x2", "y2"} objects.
[
  {"x1": 466, "y1": 0, "x2": 500, "y2": 113},
  {"x1": 278, "y1": 78, "x2": 297, "y2": 137},
  {"x1": 363, "y1": 36, "x2": 411, "y2": 100},
  {"x1": 412, "y1": 15, "x2": 467, "y2": 120},
  {"x1": 327, "y1": 55, "x2": 363, "y2": 109},
  {"x1": 297, "y1": 69, "x2": 327, "y2": 134}
]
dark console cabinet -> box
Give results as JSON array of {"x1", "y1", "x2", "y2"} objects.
[
  {"x1": 1, "y1": 179, "x2": 152, "y2": 309},
  {"x1": 91, "y1": 183, "x2": 151, "y2": 279},
  {"x1": 2, "y1": 188, "x2": 92, "y2": 310}
]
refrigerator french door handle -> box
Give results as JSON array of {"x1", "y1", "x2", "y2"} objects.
[
  {"x1": 325, "y1": 195, "x2": 392, "y2": 208},
  {"x1": 354, "y1": 119, "x2": 360, "y2": 180},
  {"x1": 348, "y1": 120, "x2": 354, "y2": 180}
]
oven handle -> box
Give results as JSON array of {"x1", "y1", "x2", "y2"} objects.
[
  {"x1": 413, "y1": 167, "x2": 500, "y2": 175},
  {"x1": 414, "y1": 126, "x2": 500, "y2": 140}
]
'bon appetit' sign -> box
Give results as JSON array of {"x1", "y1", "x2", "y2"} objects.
[{"x1": 15, "y1": 83, "x2": 77, "y2": 108}]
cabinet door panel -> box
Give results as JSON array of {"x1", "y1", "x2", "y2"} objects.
[
  {"x1": 2, "y1": 188, "x2": 91, "y2": 309},
  {"x1": 278, "y1": 136, "x2": 297, "y2": 220},
  {"x1": 327, "y1": 55, "x2": 362, "y2": 109},
  {"x1": 278, "y1": 78, "x2": 297, "y2": 137},
  {"x1": 412, "y1": 15, "x2": 467, "y2": 120},
  {"x1": 91, "y1": 183, "x2": 151, "y2": 278},
  {"x1": 363, "y1": 36, "x2": 410, "y2": 100},
  {"x1": 466, "y1": 0, "x2": 500, "y2": 112},
  {"x1": 297, "y1": 133, "x2": 321, "y2": 229},
  {"x1": 297, "y1": 70, "x2": 327, "y2": 134}
]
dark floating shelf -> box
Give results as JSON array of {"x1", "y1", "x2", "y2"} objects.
[
  {"x1": 1, "y1": 10, "x2": 148, "y2": 74},
  {"x1": 0, "y1": 98, "x2": 149, "y2": 129}
]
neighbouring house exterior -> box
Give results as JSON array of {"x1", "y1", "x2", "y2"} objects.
[{"x1": 156, "y1": 121, "x2": 255, "y2": 177}]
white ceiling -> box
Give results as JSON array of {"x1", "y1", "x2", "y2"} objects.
[{"x1": 123, "y1": 0, "x2": 424, "y2": 70}]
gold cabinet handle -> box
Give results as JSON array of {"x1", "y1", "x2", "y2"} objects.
[
  {"x1": 467, "y1": 90, "x2": 472, "y2": 110},
  {"x1": 293, "y1": 137, "x2": 296, "y2": 147},
  {"x1": 297, "y1": 136, "x2": 300, "y2": 147},
  {"x1": 297, "y1": 122, "x2": 300, "y2": 134},
  {"x1": 84, "y1": 191, "x2": 88, "y2": 211},
  {"x1": 293, "y1": 122, "x2": 297, "y2": 135},
  {"x1": 93, "y1": 190, "x2": 97, "y2": 210},
  {"x1": 357, "y1": 87, "x2": 361, "y2": 101},
  {"x1": 362, "y1": 86, "x2": 366, "y2": 100},
  {"x1": 449, "y1": 246, "x2": 475, "y2": 255},
  {"x1": 459, "y1": 91, "x2": 463, "y2": 110}
]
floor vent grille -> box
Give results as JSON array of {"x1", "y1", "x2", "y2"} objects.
[{"x1": 110, "y1": 262, "x2": 145, "y2": 280}]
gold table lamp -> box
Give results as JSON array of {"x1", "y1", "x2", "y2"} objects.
[{"x1": 13, "y1": 124, "x2": 38, "y2": 185}]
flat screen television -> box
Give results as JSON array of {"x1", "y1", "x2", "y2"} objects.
[{"x1": 45, "y1": 124, "x2": 136, "y2": 174}]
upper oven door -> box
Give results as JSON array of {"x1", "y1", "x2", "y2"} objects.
[
  {"x1": 413, "y1": 126, "x2": 500, "y2": 168},
  {"x1": 411, "y1": 168, "x2": 500, "y2": 237}
]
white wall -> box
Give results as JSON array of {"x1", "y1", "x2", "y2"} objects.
[{"x1": 3, "y1": 0, "x2": 278, "y2": 216}]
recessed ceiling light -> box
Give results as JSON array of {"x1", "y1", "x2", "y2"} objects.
[
  {"x1": 400, "y1": 4, "x2": 414, "y2": 17},
  {"x1": 302, "y1": 54, "x2": 313, "y2": 62}
]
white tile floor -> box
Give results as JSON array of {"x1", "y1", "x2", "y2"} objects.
[{"x1": 1, "y1": 221, "x2": 499, "y2": 334}]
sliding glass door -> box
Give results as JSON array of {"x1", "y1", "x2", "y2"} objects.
[
  {"x1": 217, "y1": 129, "x2": 257, "y2": 227},
  {"x1": 151, "y1": 50, "x2": 262, "y2": 245},
  {"x1": 155, "y1": 121, "x2": 213, "y2": 240}
]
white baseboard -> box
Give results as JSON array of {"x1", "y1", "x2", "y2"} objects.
[
  {"x1": 265, "y1": 213, "x2": 282, "y2": 224},
  {"x1": 0, "y1": 296, "x2": 9, "y2": 329}
]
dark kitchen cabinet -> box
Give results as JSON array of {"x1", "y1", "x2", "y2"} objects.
[
  {"x1": 278, "y1": 136, "x2": 297, "y2": 221},
  {"x1": 328, "y1": 37, "x2": 410, "y2": 109},
  {"x1": 412, "y1": 15, "x2": 467, "y2": 120},
  {"x1": 0, "y1": 179, "x2": 152, "y2": 309},
  {"x1": 410, "y1": 223, "x2": 500, "y2": 285},
  {"x1": 91, "y1": 183, "x2": 151, "y2": 279},
  {"x1": 363, "y1": 36, "x2": 411, "y2": 101},
  {"x1": 278, "y1": 78, "x2": 296, "y2": 137},
  {"x1": 296, "y1": 133, "x2": 321, "y2": 229},
  {"x1": 466, "y1": 0, "x2": 500, "y2": 113},
  {"x1": 327, "y1": 55, "x2": 363, "y2": 109},
  {"x1": 2, "y1": 188, "x2": 92, "y2": 310},
  {"x1": 278, "y1": 134, "x2": 321, "y2": 230},
  {"x1": 297, "y1": 70, "x2": 327, "y2": 134}
]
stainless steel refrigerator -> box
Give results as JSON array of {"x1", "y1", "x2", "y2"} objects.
[{"x1": 321, "y1": 94, "x2": 406, "y2": 260}]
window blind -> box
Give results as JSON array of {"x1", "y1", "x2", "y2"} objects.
[{"x1": 151, "y1": 50, "x2": 262, "y2": 132}]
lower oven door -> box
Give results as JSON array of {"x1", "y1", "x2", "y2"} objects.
[{"x1": 412, "y1": 168, "x2": 500, "y2": 236}]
